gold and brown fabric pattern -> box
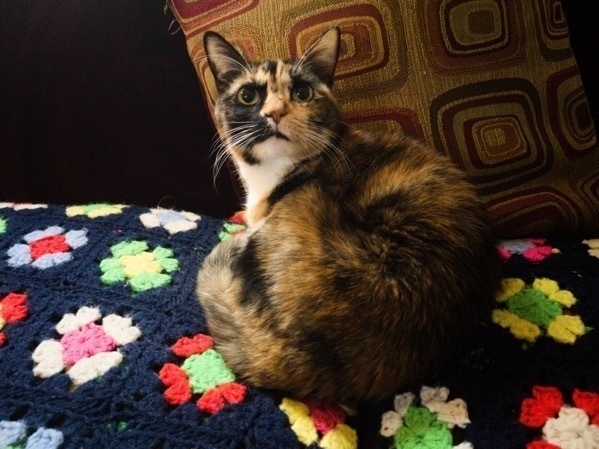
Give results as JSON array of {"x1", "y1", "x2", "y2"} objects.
[{"x1": 169, "y1": 0, "x2": 599, "y2": 238}]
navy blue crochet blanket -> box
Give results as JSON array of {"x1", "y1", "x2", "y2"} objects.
[{"x1": 1, "y1": 203, "x2": 598, "y2": 449}]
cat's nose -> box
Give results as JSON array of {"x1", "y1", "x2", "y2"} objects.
[
  {"x1": 262, "y1": 97, "x2": 287, "y2": 124},
  {"x1": 265, "y1": 110, "x2": 285, "y2": 123}
]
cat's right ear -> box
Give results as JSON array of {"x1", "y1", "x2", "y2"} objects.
[{"x1": 204, "y1": 31, "x2": 249, "y2": 93}]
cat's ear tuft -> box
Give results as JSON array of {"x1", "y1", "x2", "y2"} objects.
[
  {"x1": 204, "y1": 31, "x2": 249, "y2": 93},
  {"x1": 300, "y1": 26, "x2": 341, "y2": 87}
]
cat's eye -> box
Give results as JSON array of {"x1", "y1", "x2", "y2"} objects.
[
  {"x1": 237, "y1": 86, "x2": 260, "y2": 105},
  {"x1": 291, "y1": 84, "x2": 314, "y2": 102}
]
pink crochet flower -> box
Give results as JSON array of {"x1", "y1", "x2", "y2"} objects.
[
  {"x1": 498, "y1": 239, "x2": 555, "y2": 262},
  {"x1": 60, "y1": 323, "x2": 117, "y2": 365},
  {"x1": 32, "y1": 306, "x2": 141, "y2": 388}
]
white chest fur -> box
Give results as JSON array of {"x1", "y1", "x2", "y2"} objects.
[{"x1": 235, "y1": 139, "x2": 295, "y2": 210}]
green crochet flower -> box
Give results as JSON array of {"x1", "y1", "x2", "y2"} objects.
[
  {"x1": 0, "y1": 216, "x2": 6, "y2": 234},
  {"x1": 182, "y1": 349, "x2": 236, "y2": 394},
  {"x1": 100, "y1": 240, "x2": 178, "y2": 292},
  {"x1": 394, "y1": 406, "x2": 452, "y2": 449},
  {"x1": 219, "y1": 223, "x2": 246, "y2": 241},
  {"x1": 66, "y1": 203, "x2": 126, "y2": 218}
]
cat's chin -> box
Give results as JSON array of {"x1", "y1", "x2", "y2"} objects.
[{"x1": 250, "y1": 136, "x2": 297, "y2": 161}]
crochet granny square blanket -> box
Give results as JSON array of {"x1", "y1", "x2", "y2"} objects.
[{"x1": 0, "y1": 203, "x2": 598, "y2": 449}]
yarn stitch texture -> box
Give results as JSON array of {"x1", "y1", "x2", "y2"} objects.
[{"x1": 1, "y1": 204, "x2": 598, "y2": 449}]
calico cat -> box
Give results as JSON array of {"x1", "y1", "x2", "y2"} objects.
[{"x1": 198, "y1": 27, "x2": 502, "y2": 403}]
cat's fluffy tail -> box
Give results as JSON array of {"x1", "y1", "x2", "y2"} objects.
[{"x1": 196, "y1": 235, "x2": 248, "y2": 349}]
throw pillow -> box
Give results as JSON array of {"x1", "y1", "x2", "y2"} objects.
[{"x1": 169, "y1": 0, "x2": 599, "y2": 238}]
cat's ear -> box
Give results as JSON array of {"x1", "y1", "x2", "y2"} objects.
[
  {"x1": 299, "y1": 26, "x2": 340, "y2": 87},
  {"x1": 204, "y1": 31, "x2": 249, "y2": 93}
]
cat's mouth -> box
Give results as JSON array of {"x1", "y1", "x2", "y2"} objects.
[
  {"x1": 250, "y1": 126, "x2": 290, "y2": 145},
  {"x1": 273, "y1": 131, "x2": 290, "y2": 141}
]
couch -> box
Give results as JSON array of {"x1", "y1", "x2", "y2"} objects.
[{"x1": 1, "y1": 2, "x2": 598, "y2": 448}]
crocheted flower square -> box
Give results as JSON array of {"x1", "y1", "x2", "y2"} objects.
[
  {"x1": 139, "y1": 208, "x2": 202, "y2": 234},
  {"x1": 0, "y1": 292, "x2": 28, "y2": 346},
  {"x1": 380, "y1": 386, "x2": 472, "y2": 449},
  {"x1": 0, "y1": 202, "x2": 47, "y2": 211},
  {"x1": 6, "y1": 226, "x2": 88, "y2": 269},
  {"x1": 280, "y1": 397, "x2": 358, "y2": 449},
  {"x1": 219, "y1": 211, "x2": 246, "y2": 241},
  {"x1": 32, "y1": 306, "x2": 141, "y2": 387},
  {"x1": 583, "y1": 239, "x2": 599, "y2": 259},
  {"x1": 498, "y1": 239, "x2": 557, "y2": 262},
  {"x1": 520, "y1": 386, "x2": 599, "y2": 448},
  {"x1": 492, "y1": 278, "x2": 587, "y2": 344},
  {"x1": 158, "y1": 334, "x2": 247, "y2": 415},
  {"x1": 100, "y1": 240, "x2": 179, "y2": 292},
  {"x1": 0, "y1": 420, "x2": 63, "y2": 449},
  {"x1": 66, "y1": 203, "x2": 127, "y2": 218}
]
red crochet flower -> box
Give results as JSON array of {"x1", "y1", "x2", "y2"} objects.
[
  {"x1": 29, "y1": 235, "x2": 70, "y2": 260},
  {"x1": 171, "y1": 334, "x2": 214, "y2": 357},
  {"x1": 197, "y1": 382, "x2": 247, "y2": 414},
  {"x1": 572, "y1": 389, "x2": 599, "y2": 425},
  {"x1": 520, "y1": 386, "x2": 564, "y2": 428},
  {"x1": 0, "y1": 293, "x2": 28, "y2": 346},
  {"x1": 159, "y1": 363, "x2": 192, "y2": 405}
]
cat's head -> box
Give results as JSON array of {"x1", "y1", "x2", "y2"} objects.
[{"x1": 204, "y1": 27, "x2": 345, "y2": 167}]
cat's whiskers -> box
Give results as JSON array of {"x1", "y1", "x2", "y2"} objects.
[
  {"x1": 210, "y1": 122, "x2": 261, "y2": 184},
  {"x1": 301, "y1": 126, "x2": 353, "y2": 176}
]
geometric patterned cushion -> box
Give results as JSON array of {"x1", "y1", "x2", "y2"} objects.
[{"x1": 168, "y1": 0, "x2": 599, "y2": 238}]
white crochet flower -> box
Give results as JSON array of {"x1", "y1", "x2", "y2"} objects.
[
  {"x1": 543, "y1": 406, "x2": 599, "y2": 449},
  {"x1": 139, "y1": 208, "x2": 201, "y2": 234}
]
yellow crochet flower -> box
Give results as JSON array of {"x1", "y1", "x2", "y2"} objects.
[{"x1": 279, "y1": 397, "x2": 357, "y2": 449}]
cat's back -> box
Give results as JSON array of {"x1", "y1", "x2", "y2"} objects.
[{"x1": 272, "y1": 127, "x2": 491, "y2": 242}]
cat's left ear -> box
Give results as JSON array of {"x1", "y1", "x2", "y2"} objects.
[
  {"x1": 299, "y1": 26, "x2": 340, "y2": 87},
  {"x1": 204, "y1": 31, "x2": 249, "y2": 93}
]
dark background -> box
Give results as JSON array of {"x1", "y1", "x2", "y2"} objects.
[{"x1": 1, "y1": 1, "x2": 596, "y2": 218}]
